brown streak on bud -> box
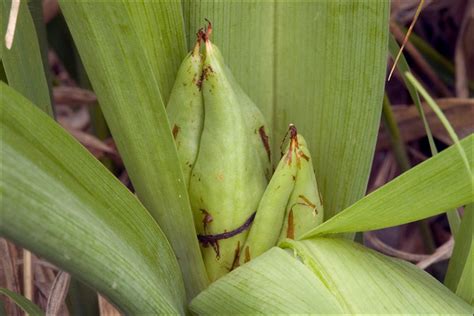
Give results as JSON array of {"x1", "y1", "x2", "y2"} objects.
[
  {"x1": 196, "y1": 65, "x2": 213, "y2": 90},
  {"x1": 258, "y1": 126, "x2": 271, "y2": 162},
  {"x1": 200, "y1": 209, "x2": 213, "y2": 234},
  {"x1": 286, "y1": 209, "x2": 295, "y2": 239},
  {"x1": 244, "y1": 246, "x2": 251, "y2": 263},
  {"x1": 230, "y1": 241, "x2": 241, "y2": 271},
  {"x1": 298, "y1": 194, "x2": 317, "y2": 215},
  {"x1": 172, "y1": 124, "x2": 180, "y2": 139}
]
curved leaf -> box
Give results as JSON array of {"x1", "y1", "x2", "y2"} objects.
[
  {"x1": 183, "y1": 1, "x2": 390, "y2": 220},
  {"x1": 192, "y1": 237, "x2": 471, "y2": 314},
  {"x1": 302, "y1": 135, "x2": 473, "y2": 238},
  {"x1": 445, "y1": 204, "x2": 473, "y2": 305},
  {"x1": 0, "y1": 83, "x2": 185, "y2": 314},
  {"x1": 1, "y1": 0, "x2": 53, "y2": 116},
  {"x1": 280, "y1": 238, "x2": 471, "y2": 314},
  {"x1": 190, "y1": 248, "x2": 344, "y2": 315},
  {"x1": 58, "y1": 1, "x2": 208, "y2": 299},
  {"x1": 0, "y1": 288, "x2": 44, "y2": 316}
]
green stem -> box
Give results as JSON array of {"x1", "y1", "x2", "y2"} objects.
[{"x1": 381, "y1": 94, "x2": 411, "y2": 172}]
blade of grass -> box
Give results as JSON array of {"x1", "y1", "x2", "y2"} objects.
[
  {"x1": 0, "y1": 83, "x2": 185, "y2": 314},
  {"x1": 0, "y1": 288, "x2": 44, "y2": 316},
  {"x1": 445, "y1": 204, "x2": 473, "y2": 305},
  {"x1": 58, "y1": 1, "x2": 209, "y2": 300},
  {"x1": 382, "y1": 94, "x2": 436, "y2": 252},
  {"x1": 389, "y1": 34, "x2": 462, "y2": 235},
  {"x1": 302, "y1": 135, "x2": 473, "y2": 237},
  {"x1": 1, "y1": 0, "x2": 53, "y2": 116},
  {"x1": 381, "y1": 94, "x2": 411, "y2": 171},
  {"x1": 405, "y1": 72, "x2": 471, "y2": 175},
  {"x1": 183, "y1": 1, "x2": 390, "y2": 223}
]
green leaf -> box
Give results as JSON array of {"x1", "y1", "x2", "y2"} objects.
[
  {"x1": 192, "y1": 237, "x2": 471, "y2": 314},
  {"x1": 405, "y1": 72, "x2": 471, "y2": 175},
  {"x1": 58, "y1": 1, "x2": 208, "y2": 299},
  {"x1": 280, "y1": 238, "x2": 472, "y2": 314},
  {"x1": 0, "y1": 83, "x2": 185, "y2": 314},
  {"x1": 445, "y1": 204, "x2": 473, "y2": 305},
  {"x1": 302, "y1": 135, "x2": 473, "y2": 237},
  {"x1": 183, "y1": 1, "x2": 390, "y2": 220},
  {"x1": 1, "y1": 0, "x2": 53, "y2": 116},
  {"x1": 0, "y1": 288, "x2": 44, "y2": 316},
  {"x1": 190, "y1": 247, "x2": 344, "y2": 314},
  {"x1": 126, "y1": 2, "x2": 187, "y2": 102}
]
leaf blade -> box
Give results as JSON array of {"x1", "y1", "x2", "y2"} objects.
[
  {"x1": 0, "y1": 288, "x2": 44, "y2": 316},
  {"x1": 1, "y1": 0, "x2": 53, "y2": 116},
  {"x1": 281, "y1": 238, "x2": 472, "y2": 314},
  {"x1": 0, "y1": 83, "x2": 185, "y2": 314},
  {"x1": 58, "y1": 1, "x2": 209, "y2": 299},
  {"x1": 302, "y1": 135, "x2": 474, "y2": 237}
]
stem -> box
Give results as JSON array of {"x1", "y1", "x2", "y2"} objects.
[{"x1": 381, "y1": 94, "x2": 411, "y2": 172}]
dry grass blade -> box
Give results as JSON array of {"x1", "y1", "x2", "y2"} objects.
[
  {"x1": 65, "y1": 128, "x2": 116, "y2": 156},
  {"x1": 417, "y1": 237, "x2": 454, "y2": 269},
  {"x1": 390, "y1": 23, "x2": 452, "y2": 97},
  {"x1": 56, "y1": 106, "x2": 90, "y2": 131},
  {"x1": 53, "y1": 87, "x2": 97, "y2": 106},
  {"x1": 365, "y1": 231, "x2": 453, "y2": 269},
  {"x1": 455, "y1": 1, "x2": 474, "y2": 98},
  {"x1": 388, "y1": 0, "x2": 425, "y2": 80},
  {"x1": 0, "y1": 239, "x2": 21, "y2": 316},
  {"x1": 5, "y1": 0, "x2": 20, "y2": 49},
  {"x1": 45, "y1": 271, "x2": 70, "y2": 316},
  {"x1": 377, "y1": 98, "x2": 474, "y2": 151},
  {"x1": 98, "y1": 295, "x2": 122, "y2": 316},
  {"x1": 22, "y1": 250, "x2": 33, "y2": 304}
]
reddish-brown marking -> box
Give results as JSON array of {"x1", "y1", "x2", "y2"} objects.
[
  {"x1": 286, "y1": 209, "x2": 295, "y2": 239},
  {"x1": 284, "y1": 125, "x2": 299, "y2": 165},
  {"x1": 196, "y1": 66, "x2": 213, "y2": 90},
  {"x1": 299, "y1": 151, "x2": 310, "y2": 161},
  {"x1": 298, "y1": 194, "x2": 318, "y2": 215},
  {"x1": 244, "y1": 246, "x2": 251, "y2": 263},
  {"x1": 203, "y1": 19, "x2": 213, "y2": 42},
  {"x1": 200, "y1": 209, "x2": 213, "y2": 234},
  {"x1": 172, "y1": 124, "x2": 180, "y2": 139},
  {"x1": 258, "y1": 126, "x2": 271, "y2": 162},
  {"x1": 230, "y1": 241, "x2": 241, "y2": 271}
]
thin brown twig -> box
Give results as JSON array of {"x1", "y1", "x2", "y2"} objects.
[
  {"x1": 23, "y1": 250, "x2": 34, "y2": 306},
  {"x1": 417, "y1": 237, "x2": 454, "y2": 269},
  {"x1": 365, "y1": 231, "x2": 453, "y2": 269},
  {"x1": 390, "y1": 23, "x2": 453, "y2": 97},
  {"x1": 388, "y1": 0, "x2": 425, "y2": 81}
]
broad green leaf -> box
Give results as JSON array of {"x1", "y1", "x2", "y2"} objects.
[
  {"x1": 280, "y1": 238, "x2": 472, "y2": 314},
  {"x1": 190, "y1": 248, "x2": 344, "y2": 314},
  {"x1": 183, "y1": 1, "x2": 390, "y2": 220},
  {"x1": 0, "y1": 83, "x2": 185, "y2": 314},
  {"x1": 303, "y1": 135, "x2": 473, "y2": 237},
  {"x1": 1, "y1": 0, "x2": 53, "y2": 116},
  {"x1": 445, "y1": 204, "x2": 473, "y2": 305},
  {"x1": 127, "y1": 2, "x2": 187, "y2": 103},
  {"x1": 58, "y1": 1, "x2": 208, "y2": 299},
  {"x1": 0, "y1": 288, "x2": 44, "y2": 316}
]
